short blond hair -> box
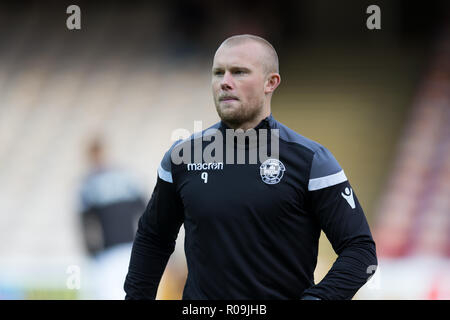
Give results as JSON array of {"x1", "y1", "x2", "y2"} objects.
[{"x1": 219, "y1": 34, "x2": 279, "y2": 75}]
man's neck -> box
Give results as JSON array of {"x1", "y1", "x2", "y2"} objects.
[{"x1": 223, "y1": 109, "x2": 271, "y2": 131}]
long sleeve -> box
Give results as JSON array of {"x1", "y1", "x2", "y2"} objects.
[
  {"x1": 302, "y1": 146, "x2": 378, "y2": 300},
  {"x1": 124, "y1": 149, "x2": 184, "y2": 299}
]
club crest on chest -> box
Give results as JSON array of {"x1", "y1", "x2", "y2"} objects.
[{"x1": 260, "y1": 159, "x2": 285, "y2": 185}]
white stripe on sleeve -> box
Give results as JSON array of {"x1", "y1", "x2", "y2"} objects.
[
  {"x1": 158, "y1": 164, "x2": 173, "y2": 183},
  {"x1": 308, "y1": 170, "x2": 347, "y2": 191}
]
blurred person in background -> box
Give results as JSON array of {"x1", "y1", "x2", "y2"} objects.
[
  {"x1": 79, "y1": 136, "x2": 146, "y2": 299},
  {"x1": 124, "y1": 34, "x2": 377, "y2": 300}
]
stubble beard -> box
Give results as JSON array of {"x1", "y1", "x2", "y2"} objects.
[{"x1": 215, "y1": 98, "x2": 264, "y2": 129}]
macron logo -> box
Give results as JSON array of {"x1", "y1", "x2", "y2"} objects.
[
  {"x1": 187, "y1": 162, "x2": 224, "y2": 171},
  {"x1": 341, "y1": 187, "x2": 355, "y2": 209}
]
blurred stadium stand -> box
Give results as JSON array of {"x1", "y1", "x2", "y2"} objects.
[
  {"x1": 0, "y1": 0, "x2": 448, "y2": 299},
  {"x1": 374, "y1": 36, "x2": 450, "y2": 258},
  {"x1": 358, "y1": 25, "x2": 450, "y2": 299}
]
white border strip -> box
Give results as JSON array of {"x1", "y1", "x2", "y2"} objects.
[
  {"x1": 308, "y1": 170, "x2": 347, "y2": 191},
  {"x1": 158, "y1": 164, "x2": 173, "y2": 183}
]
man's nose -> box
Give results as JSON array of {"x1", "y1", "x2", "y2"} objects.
[{"x1": 220, "y1": 71, "x2": 234, "y2": 90}]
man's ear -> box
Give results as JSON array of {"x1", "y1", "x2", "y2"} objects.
[{"x1": 265, "y1": 73, "x2": 281, "y2": 94}]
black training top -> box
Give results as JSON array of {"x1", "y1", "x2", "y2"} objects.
[{"x1": 124, "y1": 114, "x2": 377, "y2": 300}]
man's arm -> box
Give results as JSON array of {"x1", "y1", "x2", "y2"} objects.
[
  {"x1": 124, "y1": 149, "x2": 184, "y2": 300},
  {"x1": 302, "y1": 146, "x2": 377, "y2": 300}
]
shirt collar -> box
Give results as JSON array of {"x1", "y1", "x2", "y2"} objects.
[{"x1": 219, "y1": 113, "x2": 275, "y2": 131}]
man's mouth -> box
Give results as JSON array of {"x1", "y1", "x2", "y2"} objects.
[{"x1": 219, "y1": 96, "x2": 239, "y2": 102}]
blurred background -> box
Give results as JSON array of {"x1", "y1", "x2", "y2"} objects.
[{"x1": 0, "y1": 0, "x2": 449, "y2": 299}]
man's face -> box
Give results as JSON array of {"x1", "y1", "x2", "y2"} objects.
[{"x1": 212, "y1": 42, "x2": 268, "y2": 127}]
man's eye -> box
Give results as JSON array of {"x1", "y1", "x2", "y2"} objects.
[
  {"x1": 233, "y1": 70, "x2": 245, "y2": 75},
  {"x1": 213, "y1": 71, "x2": 224, "y2": 76}
]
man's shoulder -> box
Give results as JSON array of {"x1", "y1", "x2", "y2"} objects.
[
  {"x1": 159, "y1": 121, "x2": 221, "y2": 174},
  {"x1": 168, "y1": 121, "x2": 222, "y2": 150},
  {"x1": 274, "y1": 119, "x2": 324, "y2": 154},
  {"x1": 274, "y1": 119, "x2": 344, "y2": 184}
]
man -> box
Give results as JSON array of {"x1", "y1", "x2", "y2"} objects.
[
  {"x1": 79, "y1": 136, "x2": 146, "y2": 299},
  {"x1": 124, "y1": 35, "x2": 377, "y2": 300},
  {"x1": 79, "y1": 137, "x2": 145, "y2": 256}
]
